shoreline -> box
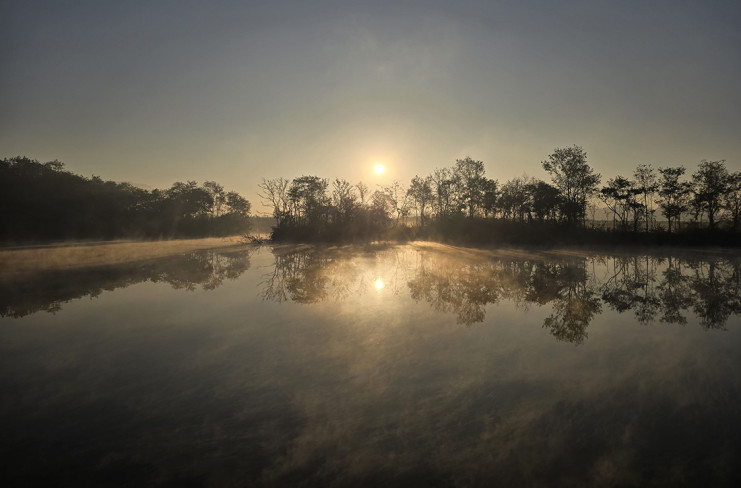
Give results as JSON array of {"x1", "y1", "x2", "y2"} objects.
[
  {"x1": 0, "y1": 236, "x2": 248, "y2": 278},
  {"x1": 3, "y1": 235, "x2": 739, "y2": 281}
]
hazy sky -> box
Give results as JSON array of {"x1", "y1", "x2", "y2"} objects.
[{"x1": 2, "y1": 0, "x2": 740, "y2": 213}]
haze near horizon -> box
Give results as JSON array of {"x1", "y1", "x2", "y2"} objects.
[{"x1": 2, "y1": 0, "x2": 740, "y2": 213}]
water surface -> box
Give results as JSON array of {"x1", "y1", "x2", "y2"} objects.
[{"x1": 2, "y1": 243, "x2": 740, "y2": 486}]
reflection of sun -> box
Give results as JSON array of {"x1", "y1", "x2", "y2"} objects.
[
  {"x1": 374, "y1": 164, "x2": 385, "y2": 175},
  {"x1": 375, "y1": 279, "x2": 384, "y2": 291}
]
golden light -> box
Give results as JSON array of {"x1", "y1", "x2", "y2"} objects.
[
  {"x1": 374, "y1": 164, "x2": 385, "y2": 175},
  {"x1": 374, "y1": 278, "x2": 384, "y2": 291}
]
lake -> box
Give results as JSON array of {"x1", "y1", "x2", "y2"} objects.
[{"x1": 2, "y1": 242, "x2": 741, "y2": 486}]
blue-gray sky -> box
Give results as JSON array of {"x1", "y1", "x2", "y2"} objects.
[{"x1": 2, "y1": 0, "x2": 740, "y2": 212}]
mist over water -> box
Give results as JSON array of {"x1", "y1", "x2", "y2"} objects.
[{"x1": 2, "y1": 243, "x2": 741, "y2": 486}]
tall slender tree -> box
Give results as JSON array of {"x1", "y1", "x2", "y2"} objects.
[
  {"x1": 633, "y1": 164, "x2": 658, "y2": 232},
  {"x1": 692, "y1": 160, "x2": 729, "y2": 230},
  {"x1": 657, "y1": 166, "x2": 691, "y2": 233},
  {"x1": 408, "y1": 175, "x2": 433, "y2": 225},
  {"x1": 724, "y1": 172, "x2": 741, "y2": 231}
]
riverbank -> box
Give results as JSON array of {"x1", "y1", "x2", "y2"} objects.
[
  {"x1": 270, "y1": 219, "x2": 741, "y2": 249},
  {"x1": 0, "y1": 236, "x2": 247, "y2": 278}
]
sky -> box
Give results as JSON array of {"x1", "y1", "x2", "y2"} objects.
[{"x1": 2, "y1": 0, "x2": 740, "y2": 214}]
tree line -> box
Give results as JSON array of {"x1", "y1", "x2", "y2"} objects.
[
  {"x1": 1, "y1": 156, "x2": 252, "y2": 241},
  {"x1": 260, "y1": 145, "x2": 740, "y2": 243}
]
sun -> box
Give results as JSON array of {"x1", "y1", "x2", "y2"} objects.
[
  {"x1": 375, "y1": 279, "x2": 384, "y2": 291},
  {"x1": 374, "y1": 164, "x2": 385, "y2": 175}
]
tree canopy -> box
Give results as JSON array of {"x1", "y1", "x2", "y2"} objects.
[{"x1": 1, "y1": 156, "x2": 251, "y2": 241}]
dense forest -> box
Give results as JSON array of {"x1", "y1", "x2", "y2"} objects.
[
  {"x1": 1, "y1": 156, "x2": 251, "y2": 242},
  {"x1": 260, "y1": 145, "x2": 741, "y2": 245}
]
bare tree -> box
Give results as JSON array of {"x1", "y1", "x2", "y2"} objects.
[
  {"x1": 331, "y1": 178, "x2": 357, "y2": 222},
  {"x1": 407, "y1": 175, "x2": 433, "y2": 225},
  {"x1": 257, "y1": 177, "x2": 290, "y2": 226},
  {"x1": 430, "y1": 167, "x2": 456, "y2": 218},
  {"x1": 356, "y1": 181, "x2": 369, "y2": 206},
  {"x1": 382, "y1": 180, "x2": 411, "y2": 225}
]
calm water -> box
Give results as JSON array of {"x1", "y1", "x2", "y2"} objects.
[{"x1": 2, "y1": 243, "x2": 741, "y2": 486}]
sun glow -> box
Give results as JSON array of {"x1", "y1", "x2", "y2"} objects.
[
  {"x1": 374, "y1": 164, "x2": 385, "y2": 175},
  {"x1": 375, "y1": 279, "x2": 384, "y2": 291}
]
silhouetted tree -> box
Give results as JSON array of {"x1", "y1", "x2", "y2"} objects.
[
  {"x1": 356, "y1": 181, "x2": 369, "y2": 206},
  {"x1": 541, "y1": 145, "x2": 601, "y2": 225},
  {"x1": 633, "y1": 164, "x2": 658, "y2": 232},
  {"x1": 499, "y1": 177, "x2": 531, "y2": 222},
  {"x1": 288, "y1": 176, "x2": 329, "y2": 226},
  {"x1": 331, "y1": 178, "x2": 358, "y2": 224},
  {"x1": 430, "y1": 167, "x2": 457, "y2": 219},
  {"x1": 657, "y1": 166, "x2": 691, "y2": 233},
  {"x1": 0, "y1": 156, "x2": 251, "y2": 240},
  {"x1": 166, "y1": 181, "x2": 212, "y2": 218},
  {"x1": 600, "y1": 176, "x2": 635, "y2": 230},
  {"x1": 453, "y1": 157, "x2": 487, "y2": 218},
  {"x1": 692, "y1": 160, "x2": 729, "y2": 230},
  {"x1": 408, "y1": 175, "x2": 433, "y2": 225},
  {"x1": 258, "y1": 177, "x2": 290, "y2": 226},
  {"x1": 383, "y1": 180, "x2": 411, "y2": 225},
  {"x1": 529, "y1": 180, "x2": 560, "y2": 222},
  {"x1": 481, "y1": 178, "x2": 499, "y2": 217},
  {"x1": 723, "y1": 172, "x2": 741, "y2": 231},
  {"x1": 226, "y1": 191, "x2": 251, "y2": 215},
  {"x1": 370, "y1": 190, "x2": 393, "y2": 227},
  {"x1": 204, "y1": 181, "x2": 226, "y2": 216}
]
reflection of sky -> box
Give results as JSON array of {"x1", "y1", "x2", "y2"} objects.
[{"x1": 1, "y1": 244, "x2": 741, "y2": 484}]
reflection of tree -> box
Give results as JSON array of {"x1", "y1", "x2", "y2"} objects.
[
  {"x1": 258, "y1": 246, "x2": 741, "y2": 343},
  {"x1": 285, "y1": 253, "x2": 329, "y2": 304},
  {"x1": 543, "y1": 282, "x2": 601, "y2": 345},
  {"x1": 599, "y1": 255, "x2": 741, "y2": 329},
  {"x1": 154, "y1": 249, "x2": 251, "y2": 291},
  {"x1": 407, "y1": 261, "x2": 502, "y2": 326},
  {"x1": 526, "y1": 262, "x2": 571, "y2": 304},
  {"x1": 261, "y1": 248, "x2": 362, "y2": 304},
  {"x1": 656, "y1": 257, "x2": 693, "y2": 324},
  {"x1": 600, "y1": 256, "x2": 660, "y2": 324},
  {"x1": 407, "y1": 256, "x2": 597, "y2": 335},
  {"x1": 690, "y1": 260, "x2": 741, "y2": 329},
  {"x1": 0, "y1": 248, "x2": 252, "y2": 318},
  {"x1": 260, "y1": 250, "x2": 327, "y2": 303},
  {"x1": 262, "y1": 252, "x2": 320, "y2": 303}
]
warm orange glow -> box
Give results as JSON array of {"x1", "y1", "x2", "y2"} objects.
[{"x1": 374, "y1": 164, "x2": 385, "y2": 175}]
